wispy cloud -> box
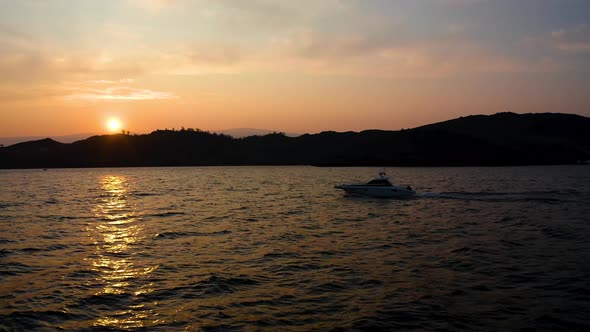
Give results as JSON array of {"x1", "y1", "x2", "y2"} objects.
[
  {"x1": 126, "y1": 0, "x2": 176, "y2": 13},
  {"x1": 66, "y1": 81, "x2": 176, "y2": 101},
  {"x1": 88, "y1": 79, "x2": 135, "y2": 84},
  {"x1": 0, "y1": 25, "x2": 144, "y2": 85},
  {"x1": 67, "y1": 87, "x2": 176, "y2": 100},
  {"x1": 264, "y1": 27, "x2": 564, "y2": 78},
  {"x1": 435, "y1": 0, "x2": 487, "y2": 6},
  {"x1": 551, "y1": 24, "x2": 590, "y2": 53}
]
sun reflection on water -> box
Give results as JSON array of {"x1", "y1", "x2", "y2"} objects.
[{"x1": 87, "y1": 175, "x2": 158, "y2": 329}]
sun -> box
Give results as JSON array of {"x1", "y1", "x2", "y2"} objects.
[{"x1": 106, "y1": 118, "x2": 122, "y2": 133}]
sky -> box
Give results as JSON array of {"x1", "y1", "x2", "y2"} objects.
[{"x1": 1, "y1": 0, "x2": 589, "y2": 137}]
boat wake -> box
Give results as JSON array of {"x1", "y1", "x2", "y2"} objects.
[{"x1": 415, "y1": 190, "x2": 585, "y2": 203}]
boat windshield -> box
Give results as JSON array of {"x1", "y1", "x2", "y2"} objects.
[{"x1": 366, "y1": 179, "x2": 392, "y2": 186}]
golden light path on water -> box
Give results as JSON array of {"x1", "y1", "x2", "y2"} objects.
[{"x1": 87, "y1": 175, "x2": 158, "y2": 329}]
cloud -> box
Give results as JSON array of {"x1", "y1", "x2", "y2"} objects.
[
  {"x1": 67, "y1": 86, "x2": 176, "y2": 101},
  {"x1": 0, "y1": 1, "x2": 585, "y2": 107},
  {"x1": 0, "y1": 24, "x2": 177, "y2": 104},
  {"x1": 0, "y1": 26, "x2": 144, "y2": 85},
  {"x1": 0, "y1": 85, "x2": 66, "y2": 102},
  {"x1": 551, "y1": 24, "x2": 590, "y2": 53},
  {"x1": 272, "y1": 29, "x2": 395, "y2": 59},
  {"x1": 191, "y1": 0, "x2": 354, "y2": 35},
  {"x1": 263, "y1": 27, "x2": 562, "y2": 78},
  {"x1": 186, "y1": 44, "x2": 242, "y2": 66},
  {"x1": 435, "y1": 0, "x2": 487, "y2": 5},
  {"x1": 88, "y1": 79, "x2": 135, "y2": 84},
  {"x1": 0, "y1": 23, "x2": 33, "y2": 46},
  {"x1": 65, "y1": 80, "x2": 176, "y2": 101},
  {"x1": 126, "y1": 0, "x2": 176, "y2": 13}
]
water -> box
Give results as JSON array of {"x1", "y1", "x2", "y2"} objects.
[{"x1": 1, "y1": 166, "x2": 589, "y2": 331}]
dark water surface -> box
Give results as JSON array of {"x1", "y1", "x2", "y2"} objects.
[{"x1": 1, "y1": 166, "x2": 589, "y2": 331}]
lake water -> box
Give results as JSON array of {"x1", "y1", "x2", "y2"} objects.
[{"x1": 1, "y1": 166, "x2": 589, "y2": 331}]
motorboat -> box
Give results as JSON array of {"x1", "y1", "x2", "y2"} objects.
[{"x1": 335, "y1": 172, "x2": 415, "y2": 198}]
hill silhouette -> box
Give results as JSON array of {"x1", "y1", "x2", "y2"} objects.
[
  {"x1": 1, "y1": 112, "x2": 589, "y2": 169},
  {"x1": 214, "y1": 128, "x2": 300, "y2": 138},
  {"x1": 0, "y1": 133, "x2": 96, "y2": 147}
]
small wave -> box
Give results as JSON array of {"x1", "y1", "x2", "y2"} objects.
[
  {"x1": 309, "y1": 281, "x2": 347, "y2": 293},
  {"x1": 190, "y1": 274, "x2": 260, "y2": 295},
  {"x1": 468, "y1": 284, "x2": 492, "y2": 291},
  {"x1": 149, "y1": 274, "x2": 262, "y2": 300},
  {"x1": 535, "y1": 314, "x2": 590, "y2": 330},
  {"x1": 229, "y1": 294, "x2": 296, "y2": 308},
  {"x1": 334, "y1": 216, "x2": 366, "y2": 223},
  {"x1": 66, "y1": 269, "x2": 101, "y2": 279},
  {"x1": 539, "y1": 225, "x2": 584, "y2": 241},
  {"x1": 0, "y1": 262, "x2": 42, "y2": 276},
  {"x1": 200, "y1": 323, "x2": 243, "y2": 331},
  {"x1": 146, "y1": 211, "x2": 185, "y2": 218},
  {"x1": 449, "y1": 246, "x2": 487, "y2": 254},
  {"x1": 203, "y1": 215, "x2": 230, "y2": 222},
  {"x1": 154, "y1": 230, "x2": 231, "y2": 239},
  {"x1": 282, "y1": 209, "x2": 304, "y2": 216},
  {"x1": 359, "y1": 279, "x2": 383, "y2": 287},
  {"x1": 0, "y1": 202, "x2": 24, "y2": 209},
  {"x1": 442, "y1": 190, "x2": 578, "y2": 196},
  {"x1": 0, "y1": 310, "x2": 80, "y2": 330},
  {"x1": 263, "y1": 251, "x2": 300, "y2": 259},
  {"x1": 34, "y1": 214, "x2": 87, "y2": 222},
  {"x1": 270, "y1": 263, "x2": 322, "y2": 273},
  {"x1": 500, "y1": 239, "x2": 525, "y2": 247},
  {"x1": 19, "y1": 244, "x2": 69, "y2": 253},
  {"x1": 78, "y1": 292, "x2": 134, "y2": 306},
  {"x1": 272, "y1": 233, "x2": 305, "y2": 241},
  {"x1": 0, "y1": 249, "x2": 13, "y2": 258},
  {"x1": 130, "y1": 191, "x2": 160, "y2": 197},
  {"x1": 44, "y1": 198, "x2": 58, "y2": 205}
]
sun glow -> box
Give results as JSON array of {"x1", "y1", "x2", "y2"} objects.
[{"x1": 106, "y1": 118, "x2": 122, "y2": 133}]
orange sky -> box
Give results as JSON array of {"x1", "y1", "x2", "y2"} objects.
[{"x1": 1, "y1": 0, "x2": 589, "y2": 137}]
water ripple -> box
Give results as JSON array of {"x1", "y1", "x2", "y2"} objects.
[{"x1": 0, "y1": 166, "x2": 589, "y2": 330}]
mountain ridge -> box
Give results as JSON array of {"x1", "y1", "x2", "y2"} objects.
[
  {"x1": 0, "y1": 133, "x2": 97, "y2": 147},
  {"x1": 1, "y1": 112, "x2": 589, "y2": 169},
  {"x1": 0, "y1": 129, "x2": 301, "y2": 146}
]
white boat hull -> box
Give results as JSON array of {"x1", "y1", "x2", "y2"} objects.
[{"x1": 335, "y1": 184, "x2": 415, "y2": 198}]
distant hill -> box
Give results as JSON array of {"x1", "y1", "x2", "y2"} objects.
[
  {"x1": 1, "y1": 113, "x2": 589, "y2": 168},
  {"x1": 0, "y1": 133, "x2": 96, "y2": 146}
]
